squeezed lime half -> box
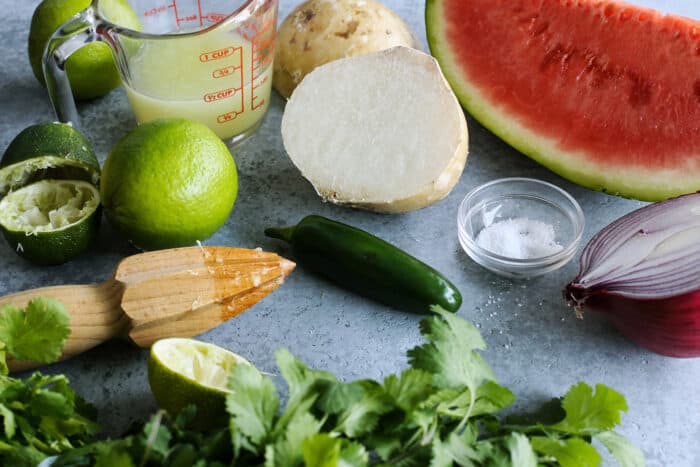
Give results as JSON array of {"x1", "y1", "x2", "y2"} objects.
[
  {"x1": 0, "y1": 180, "x2": 100, "y2": 265},
  {"x1": 148, "y1": 338, "x2": 250, "y2": 428}
]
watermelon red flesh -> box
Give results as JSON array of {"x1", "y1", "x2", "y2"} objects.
[{"x1": 426, "y1": 0, "x2": 700, "y2": 200}]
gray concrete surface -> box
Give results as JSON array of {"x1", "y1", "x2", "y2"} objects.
[{"x1": 1, "y1": 1, "x2": 699, "y2": 465}]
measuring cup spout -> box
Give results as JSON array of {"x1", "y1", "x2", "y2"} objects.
[{"x1": 43, "y1": 6, "x2": 102, "y2": 126}]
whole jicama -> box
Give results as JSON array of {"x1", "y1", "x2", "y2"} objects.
[{"x1": 274, "y1": 0, "x2": 418, "y2": 98}]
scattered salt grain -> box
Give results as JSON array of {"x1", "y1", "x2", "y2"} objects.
[{"x1": 476, "y1": 217, "x2": 563, "y2": 259}]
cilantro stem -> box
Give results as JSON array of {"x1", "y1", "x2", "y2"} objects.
[{"x1": 140, "y1": 410, "x2": 165, "y2": 467}]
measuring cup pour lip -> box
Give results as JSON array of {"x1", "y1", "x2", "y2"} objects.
[{"x1": 91, "y1": 0, "x2": 261, "y2": 39}]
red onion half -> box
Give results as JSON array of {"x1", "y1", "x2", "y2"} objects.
[{"x1": 565, "y1": 193, "x2": 700, "y2": 357}]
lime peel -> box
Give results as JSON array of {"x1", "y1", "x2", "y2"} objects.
[{"x1": 0, "y1": 121, "x2": 101, "y2": 196}]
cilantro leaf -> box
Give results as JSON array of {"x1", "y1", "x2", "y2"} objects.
[
  {"x1": 338, "y1": 442, "x2": 369, "y2": 467},
  {"x1": 0, "y1": 297, "x2": 70, "y2": 365},
  {"x1": 0, "y1": 345, "x2": 7, "y2": 376},
  {"x1": 273, "y1": 349, "x2": 335, "y2": 450},
  {"x1": 595, "y1": 431, "x2": 645, "y2": 467},
  {"x1": 408, "y1": 306, "x2": 494, "y2": 409},
  {"x1": 472, "y1": 381, "x2": 516, "y2": 417},
  {"x1": 553, "y1": 383, "x2": 628, "y2": 435},
  {"x1": 422, "y1": 381, "x2": 515, "y2": 421},
  {"x1": 276, "y1": 348, "x2": 336, "y2": 400},
  {"x1": 302, "y1": 433, "x2": 368, "y2": 467},
  {"x1": 317, "y1": 381, "x2": 365, "y2": 416},
  {"x1": 95, "y1": 447, "x2": 135, "y2": 467},
  {"x1": 0, "y1": 403, "x2": 15, "y2": 439},
  {"x1": 383, "y1": 369, "x2": 434, "y2": 413},
  {"x1": 265, "y1": 410, "x2": 321, "y2": 467},
  {"x1": 226, "y1": 362, "x2": 279, "y2": 453},
  {"x1": 331, "y1": 380, "x2": 393, "y2": 438},
  {"x1": 430, "y1": 426, "x2": 483, "y2": 466},
  {"x1": 531, "y1": 436, "x2": 602, "y2": 467},
  {"x1": 30, "y1": 390, "x2": 72, "y2": 419}
]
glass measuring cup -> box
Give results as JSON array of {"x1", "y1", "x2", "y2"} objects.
[{"x1": 44, "y1": 0, "x2": 278, "y2": 144}]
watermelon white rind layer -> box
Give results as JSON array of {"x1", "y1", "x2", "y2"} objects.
[{"x1": 426, "y1": 0, "x2": 700, "y2": 201}]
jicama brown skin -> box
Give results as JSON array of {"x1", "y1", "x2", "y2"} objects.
[{"x1": 274, "y1": 0, "x2": 418, "y2": 98}]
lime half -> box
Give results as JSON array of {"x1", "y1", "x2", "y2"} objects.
[
  {"x1": 148, "y1": 338, "x2": 250, "y2": 428},
  {"x1": 0, "y1": 180, "x2": 101, "y2": 265},
  {"x1": 0, "y1": 122, "x2": 100, "y2": 197}
]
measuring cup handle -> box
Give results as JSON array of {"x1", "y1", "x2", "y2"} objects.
[{"x1": 43, "y1": 7, "x2": 102, "y2": 126}]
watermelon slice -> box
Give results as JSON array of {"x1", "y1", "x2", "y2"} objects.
[{"x1": 426, "y1": 0, "x2": 700, "y2": 200}]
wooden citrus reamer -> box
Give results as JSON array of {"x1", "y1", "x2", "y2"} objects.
[{"x1": 1, "y1": 246, "x2": 294, "y2": 373}]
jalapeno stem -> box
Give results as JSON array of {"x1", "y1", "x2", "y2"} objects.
[{"x1": 264, "y1": 226, "x2": 295, "y2": 243}]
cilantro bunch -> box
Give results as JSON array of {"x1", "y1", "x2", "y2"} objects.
[
  {"x1": 51, "y1": 307, "x2": 644, "y2": 467},
  {"x1": 222, "y1": 307, "x2": 644, "y2": 466},
  {"x1": 0, "y1": 298, "x2": 98, "y2": 466}
]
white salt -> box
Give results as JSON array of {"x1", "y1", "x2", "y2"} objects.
[{"x1": 475, "y1": 217, "x2": 563, "y2": 259}]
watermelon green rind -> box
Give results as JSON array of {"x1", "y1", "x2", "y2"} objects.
[{"x1": 425, "y1": 0, "x2": 699, "y2": 201}]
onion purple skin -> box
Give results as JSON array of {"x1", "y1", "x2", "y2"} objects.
[
  {"x1": 564, "y1": 192, "x2": 700, "y2": 358},
  {"x1": 565, "y1": 286, "x2": 700, "y2": 358}
]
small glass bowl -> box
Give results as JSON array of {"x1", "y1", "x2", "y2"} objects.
[{"x1": 457, "y1": 178, "x2": 584, "y2": 279}]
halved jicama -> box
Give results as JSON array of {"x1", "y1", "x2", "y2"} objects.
[{"x1": 281, "y1": 46, "x2": 468, "y2": 213}]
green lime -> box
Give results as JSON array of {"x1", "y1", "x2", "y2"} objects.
[
  {"x1": 100, "y1": 118, "x2": 238, "y2": 250},
  {"x1": 0, "y1": 122, "x2": 100, "y2": 197},
  {"x1": 0, "y1": 180, "x2": 100, "y2": 265},
  {"x1": 28, "y1": 0, "x2": 141, "y2": 100},
  {"x1": 148, "y1": 338, "x2": 250, "y2": 428}
]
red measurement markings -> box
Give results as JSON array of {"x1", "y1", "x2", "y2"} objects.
[
  {"x1": 212, "y1": 65, "x2": 241, "y2": 79},
  {"x1": 171, "y1": 0, "x2": 180, "y2": 25},
  {"x1": 251, "y1": 75, "x2": 269, "y2": 111},
  {"x1": 250, "y1": 17, "x2": 274, "y2": 111},
  {"x1": 252, "y1": 52, "x2": 272, "y2": 73},
  {"x1": 238, "y1": 15, "x2": 274, "y2": 41},
  {"x1": 196, "y1": 0, "x2": 203, "y2": 27},
  {"x1": 199, "y1": 46, "x2": 239, "y2": 63},
  {"x1": 203, "y1": 13, "x2": 227, "y2": 24},
  {"x1": 217, "y1": 110, "x2": 243, "y2": 124},
  {"x1": 254, "y1": 75, "x2": 270, "y2": 87},
  {"x1": 178, "y1": 14, "x2": 198, "y2": 23},
  {"x1": 253, "y1": 35, "x2": 274, "y2": 52},
  {"x1": 251, "y1": 97, "x2": 265, "y2": 111},
  {"x1": 204, "y1": 88, "x2": 238, "y2": 103},
  {"x1": 144, "y1": 4, "x2": 169, "y2": 16}
]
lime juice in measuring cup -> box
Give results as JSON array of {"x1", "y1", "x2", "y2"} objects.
[{"x1": 44, "y1": 0, "x2": 278, "y2": 144}]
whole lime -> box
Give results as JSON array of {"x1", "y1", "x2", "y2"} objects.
[
  {"x1": 100, "y1": 118, "x2": 238, "y2": 250},
  {"x1": 28, "y1": 0, "x2": 141, "y2": 100}
]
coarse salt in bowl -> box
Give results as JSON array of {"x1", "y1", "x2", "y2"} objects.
[{"x1": 457, "y1": 178, "x2": 584, "y2": 279}]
